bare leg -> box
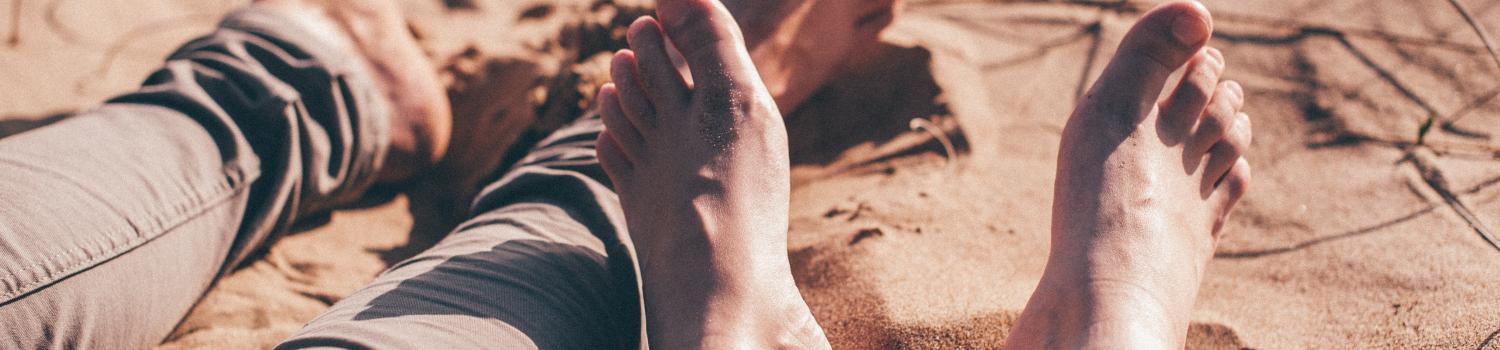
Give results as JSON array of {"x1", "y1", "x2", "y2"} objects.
[
  {"x1": 594, "y1": 0, "x2": 827, "y2": 348},
  {"x1": 1006, "y1": 2, "x2": 1252, "y2": 348}
]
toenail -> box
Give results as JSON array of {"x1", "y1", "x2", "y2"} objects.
[{"x1": 1172, "y1": 13, "x2": 1210, "y2": 46}]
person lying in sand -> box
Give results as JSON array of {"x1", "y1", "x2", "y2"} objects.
[
  {"x1": 0, "y1": 0, "x2": 1247, "y2": 348},
  {"x1": 592, "y1": 0, "x2": 1250, "y2": 348}
]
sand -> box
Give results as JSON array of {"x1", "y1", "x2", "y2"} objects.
[{"x1": 3, "y1": 0, "x2": 1500, "y2": 348}]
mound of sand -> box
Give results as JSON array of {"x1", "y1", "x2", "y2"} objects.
[{"x1": 3, "y1": 0, "x2": 1500, "y2": 348}]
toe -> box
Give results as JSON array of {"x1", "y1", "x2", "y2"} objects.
[
  {"x1": 654, "y1": 0, "x2": 761, "y2": 92},
  {"x1": 1200, "y1": 110, "x2": 1250, "y2": 196},
  {"x1": 1082, "y1": 1, "x2": 1212, "y2": 124},
  {"x1": 1209, "y1": 157, "x2": 1252, "y2": 234},
  {"x1": 1120, "y1": 1, "x2": 1213, "y2": 72},
  {"x1": 1186, "y1": 81, "x2": 1245, "y2": 161},
  {"x1": 1158, "y1": 48, "x2": 1224, "y2": 141},
  {"x1": 598, "y1": 84, "x2": 645, "y2": 163},
  {"x1": 597, "y1": 131, "x2": 635, "y2": 184},
  {"x1": 627, "y1": 17, "x2": 692, "y2": 109},
  {"x1": 611, "y1": 50, "x2": 661, "y2": 129}
]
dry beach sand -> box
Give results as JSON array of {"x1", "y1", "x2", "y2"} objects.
[{"x1": 3, "y1": 0, "x2": 1500, "y2": 348}]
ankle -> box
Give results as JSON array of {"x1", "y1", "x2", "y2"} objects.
[
  {"x1": 640, "y1": 246, "x2": 822, "y2": 349},
  {"x1": 727, "y1": 297, "x2": 828, "y2": 350},
  {"x1": 1076, "y1": 278, "x2": 1185, "y2": 347},
  {"x1": 647, "y1": 287, "x2": 822, "y2": 350},
  {"x1": 1010, "y1": 257, "x2": 1193, "y2": 349}
]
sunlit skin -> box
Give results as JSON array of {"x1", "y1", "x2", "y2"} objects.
[
  {"x1": 596, "y1": 0, "x2": 830, "y2": 347},
  {"x1": 1007, "y1": 2, "x2": 1253, "y2": 348},
  {"x1": 592, "y1": 0, "x2": 928, "y2": 347},
  {"x1": 602, "y1": 0, "x2": 1253, "y2": 348}
]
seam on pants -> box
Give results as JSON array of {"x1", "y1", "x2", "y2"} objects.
[{"x1": 0, "y1": 165, "x2": 253, "y2": 305}]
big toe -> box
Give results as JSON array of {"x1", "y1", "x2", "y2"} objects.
[
  {"x1": 654, "y1": 0, "x2": 760, "y2": 91},
  {"x1": 1083, "y1": 1, "x2": 1213, "y2": 123}
]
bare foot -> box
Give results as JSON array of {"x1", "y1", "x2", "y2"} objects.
[
  {"x1": 595, "y1": 0, "x2": 827, "y2": 348},
  {"x1": 1006, "y1": 2, "x2": 1252, "y2": 348},
  {"x1": 720, "y1": 0, "x2": 901, "y2": 111},
  {"x1": 253, "y1": 0, "x2": 452, "y2": 183}
]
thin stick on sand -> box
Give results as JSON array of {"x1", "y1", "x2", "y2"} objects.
[
  {"x1": 1447, "y1": 0, "x2": 1500, "y2": 70},
  {"x1": 1436, "y1": 0, "x2": 1500, "y2": 129},
  {"x1": 1409, "y1": 150, "x2": 1500, "y2": 253},
  {"x1": 910, "y1": 117, "x2": 958, "y2": 168}
]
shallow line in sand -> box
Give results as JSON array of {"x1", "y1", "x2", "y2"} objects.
[
  {"x1": 1478, "y1": 326, "x2": 1500, "y2": 350},
  {"x1": 1214, "y1": 205, "x2": 1438, "y2": 259}
]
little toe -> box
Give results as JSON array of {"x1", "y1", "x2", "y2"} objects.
[
  {"x1": 611, "y1": 50, "x2": 661, "y2": 129},
  {"x1": 598, "y1": 84, "x2": 646, "y2": 163},
  {"x1": 1082, "y1": 1, "x2": 1213, "y2": 124},
  {"x1": 1158, "y1": 48, "x2": 1224, "y2": 141},
  {"x1": 597, "y1": 131, "x2": 635, "y2": 183},
  {"x1": 1209, "y1": 157, "x2": 1252, "y2": 233},
  {"x1": 627, "y1": 17, "x2": 691, "y2": 109}
]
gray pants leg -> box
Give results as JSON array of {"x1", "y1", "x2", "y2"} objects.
[
  {"x1": 0, "y1": 9, "x2": 390, "y2": 349},
  {"x1": 278, "y1": 116, "x2": 643, "y2": 350}
]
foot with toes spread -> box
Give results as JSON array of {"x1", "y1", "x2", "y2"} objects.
[
  {"x1": 597, "y1": 0, "x2": 829, "y2": 348},
  {"x1": 1003, "y1": 1, "x2": 1252, "y2": 348}
]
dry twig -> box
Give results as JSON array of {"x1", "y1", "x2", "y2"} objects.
[
  {"x1": 1447, "y1": 0, "x2": 1500, "y2": 70},
  {"x1": 909, "y1": 117, "x2": 958, "y2": 168}
]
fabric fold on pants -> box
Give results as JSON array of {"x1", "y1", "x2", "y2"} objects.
[
  {"x1": 0, "y1": 8, "x2": 389, "y2": 349},
  {"x1": 279, "y1": 115, "x2": 645, "y2": 350}
]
